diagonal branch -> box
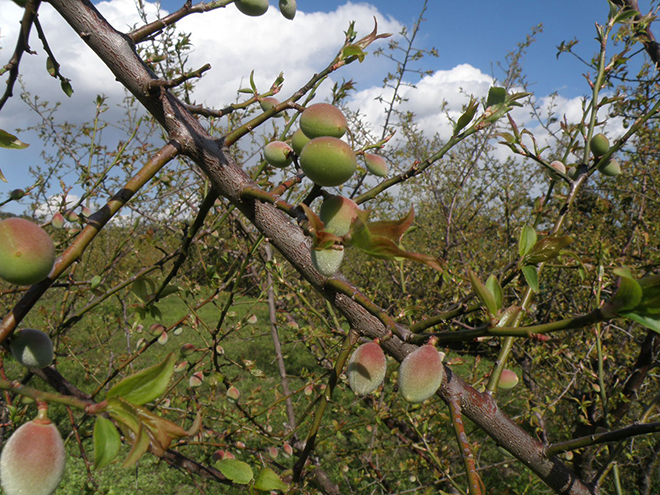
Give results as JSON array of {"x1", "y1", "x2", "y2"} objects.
[{"x1": 42, "y1": 1, "x2": 597, "y2": 493}]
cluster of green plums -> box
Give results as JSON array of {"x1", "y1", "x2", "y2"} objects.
[
  {"x1": 262, "y1": 102, "x2": 388, "y2": 185},
  {"x1": 261, "y1": 102, "x2": 389, "y2": 276},
  {"x1": 548, "y1": 132, "x2": 621, "y2": 180},
  {"x1": 234, "y1": 0, "x2": 296, "y2": 20}
]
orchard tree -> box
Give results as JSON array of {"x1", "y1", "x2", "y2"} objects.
[{"x1": 1, "y1": 0, "x2": 660, "y2": 494}]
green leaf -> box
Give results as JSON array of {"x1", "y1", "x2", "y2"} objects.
[
  {"x1": 217, "y1": 459, "x2": 254, "y2": 485},
  {"x1": 107, "y1": 353, "x2": 175, "y2": 405},
  {"x1": 249, "y1": 70, "x2": 257, "y2": 93},
  {"x1": 518, "y1": 225, "x2": 537, "y2": 258},
  {"x1": 486, "y1": 86, "x2": 507, "y2": 107},
  {"x1": 254, "y1": 467, "x2": 289, "y2": 492},
  {"x1": 468, "y1": 269, "x2": 498, "y2": 317},
  {"x1": 132, "y1": 278, "x2": 149, "y2": 302},
  {"x1": 486, "y1": 274, "x2": 503, "y2": 311},
  {"x1": 607, "y1": 276, "x2": 643, "y2": 313},
  {"x1": 158, "y1": 285, "x2": 180, "y2": 299},
  {"x1": 61, "y1": 79, "x2": 74, "y2": 97},
  {"x1": 0, "y1": 169, "x2": 6, "y2": 182},
  {"x1": 454, "y1": 98, "x2": 479, "y2": 135},
  {"x1": 93, "y1": 416, "x2": 121, "y2": 469},
  {"x1": 46, "y1": 56, "x2": 57, "y2": 77},
  {"x1": 522, "y1": 265, "x2": 539, "y2": 292},
  {"x1": 524, "y1": 235, "x2": 573, "y2": 265},
  {"x1": 340, "y1": 44, "x2": 367, "y2": 62},
  {"x1": 0, "y1": 129, "x2": 29, "y2": 149}
]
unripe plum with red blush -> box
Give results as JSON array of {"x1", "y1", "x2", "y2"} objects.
[
  {"x1": 300, "y1": 103, "x2": 348, "y2": 139},
  {"x1": 398, "y1": 344, "x2": 444, "y2": 403},
  {"x1": 347, "y1": 341, "x2": 387, "y2": 395},
  {"x1": 264, "y1": 141, "x2": 294, "y2": 168},
  {"x1": 0, "y1": 218, "x2": 55, "y2": 286},
  {"x1": 0, "y1": 406, "x2": 65, "y2": 495}
]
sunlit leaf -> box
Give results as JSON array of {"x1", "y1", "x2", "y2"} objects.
[
  {"x1": 518, "y1": 225, "x2": 537, "y2": 258},
  {"x1": 486, "y1": 86, "x2": 507, "y2": 107},
  {"x1": 93, "y1": 416, "x2": 121, "y2": 469},
  {"x1": 469, "y1": 269, "x2": 498, "y2": 317},
  {"x1": 107, "y1": 353, "x2": 175, "y2": 405},
  {"x1": 254, "y1": 467, "x2": 289, "y2": 492},
  {"x1": 0, "y1": 129, "x2": 29, "y2": 149},
  {"x1": 217, "y1": 459, "x2": 253, "y2": 485},
  {"x1": 486, "y1": 274, "x2": 503, "y2": 311},
  {"x1": 522, "y1": 265, "x2": 539, "y2": 292},
  {"x1": 524, "y1": 236, "x2": 573, "y2": 265},
  {"x1": 454, "y1": 98, "x2": 479, "y2": 135}
]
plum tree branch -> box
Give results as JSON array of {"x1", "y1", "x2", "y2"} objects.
[{"x1": 41, "y1": 1, "x2": 597, "y2": 492}]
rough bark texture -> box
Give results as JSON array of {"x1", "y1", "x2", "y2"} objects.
[{"x1": 44, "y1": 1, "x2": 597, "y2": 493}]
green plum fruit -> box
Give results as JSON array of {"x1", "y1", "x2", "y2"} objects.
[
  {"x1": 590, "y1": 133, "x2": 610, "y2": 158},
  {"x1": 278, "y1": 0, "x2": 296, "y2": 19},
  {"x1": 264, "y1": 141, "x2": 294, "y2": 168},
  {"x1": 311, "y1": 246, "x2": 344, "y2": 277},
  {"x1": 598, "y1": 158, "x2": 621, "y2": 177},
  {"x1": 347, "y1": 341, "x2": 387, "y2": 395},
  {"x1": 497, "y1": 369, "x2": 519, "y2": 390},
  {"x1": 9, "y1": 189, "x2": 25, "y2": 200},
  {"x1": 300, "y1": 137, "x2": 357, "y2": 187},
  {"x1": 235, "y1": 0, "x2": 269, "y2": 17},
  {"x1": 291, "y1": 128, "x2": 311, "y2": 155},
  {"x1": 363, "y1": 153, "x2": 388, "y2": 177},
  {"x1": 398, "y1": 344, "x2": 444, "y2": 403},
  {"x1": 259, "y1": 97, "x2": 284, "y2": 117},
  {"x1": 300, "y1": 103, "x2": 348, "y2": 139},
  {"x1": 10, "y1": 329, "x2": 54, "y2": 369},
  {"x1": 0, "y1": 408, "x2": 65, "y2": 495},
  {"x1": 319, "y1": 195, "x2": 360, "y2": 236},
  {"x1": 0, "y1": 218, "x2": 55, "y2": 286}
]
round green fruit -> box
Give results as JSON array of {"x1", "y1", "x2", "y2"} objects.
[
  {"x1": 235, "y1": 0, "x2": 269, "y2": 17},
  {"x1": 547, "y1": 160, "x2": 566, "y2": 180},
  {"x1": 259, "y1": 97, "x2": 284, "y2": 117},
  {"x1": 347, "y1": 341, "x2": 387, "y2": 395},
  {"x1": 319, "y1": 195, "x2": 360, "y2": 236},
  {"x1": 291, "y1": 128, "x2": 311, "y2": 155},
  {"x1": 278, "y1": 0, "x2": 296, "y2": 19},
  {"x1": 311, "y1": 246, "x2": 344, "y2": 276},
  {"x1": 10, "y1": 329, "x2": 54, "y2": 369},
  {"x1": 598, "y1": 158, "x2": 621, "y2": 177},
  {"x1": 363, "y1": 153, "x2": 388, "y2": 177},
  {"x1": 300, "y1": 103, "x2": 348, "y2": 139},
  {"x1": 300, "y1": 137, "x2": 357, "y2": 187},
  {"x1": 497, "y1": 369, "x2": 519, "y2": 390},
  {"x1": 0, "y1": 409, "x2": 65, "y2": 495},
  {"x1": 398, "y1": 344, "x2": 444, "y2": 403},
  {"x1": 590, "y1": 133, "x2": 610, "y2": 158},
  {"x1": 0, "y1": 218, "x2": 56, "y2": 286},
  {"x1": 264, "y1": 141, "x2": 293, "y2": 168},
  {"x1": 9, "y1": 189, "x2": 25, "y2": 200}
]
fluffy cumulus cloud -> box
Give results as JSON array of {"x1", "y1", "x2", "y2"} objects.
[{"x1": 0, "y1": 0, "x2": 622, "y2": 198}]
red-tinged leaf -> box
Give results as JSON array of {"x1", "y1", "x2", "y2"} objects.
[
  {"x1": 93, "y1": 416, "x2": 121, "y2": 469},
  {"x1": 122, "y1": 424, "x2": 150, "y2": 468},
  {"x1": 301, "y1": 203, "x2": 343, "y2": 249},
  {"x1": 106, "y1": 353, "x2": 175, "y2": 405},
  {"x1": 524, "y1": 235, "x2": 573, "y2": 265}
]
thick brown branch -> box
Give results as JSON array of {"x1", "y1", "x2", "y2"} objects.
[{"x1": 43, "y1": 1, "x2": 597, "y2": 493}]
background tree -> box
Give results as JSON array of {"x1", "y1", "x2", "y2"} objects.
[{"x1": 0, "y1": 1, "x2": 659, "y2": 494}]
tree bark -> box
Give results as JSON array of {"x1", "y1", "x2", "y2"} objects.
[{"x1": 44, "y1": 1, "x2": 597, "y2": 493}]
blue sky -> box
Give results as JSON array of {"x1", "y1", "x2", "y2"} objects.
[{"x1": 0, "y1": 0, "x2": 647, "y2": 215}]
